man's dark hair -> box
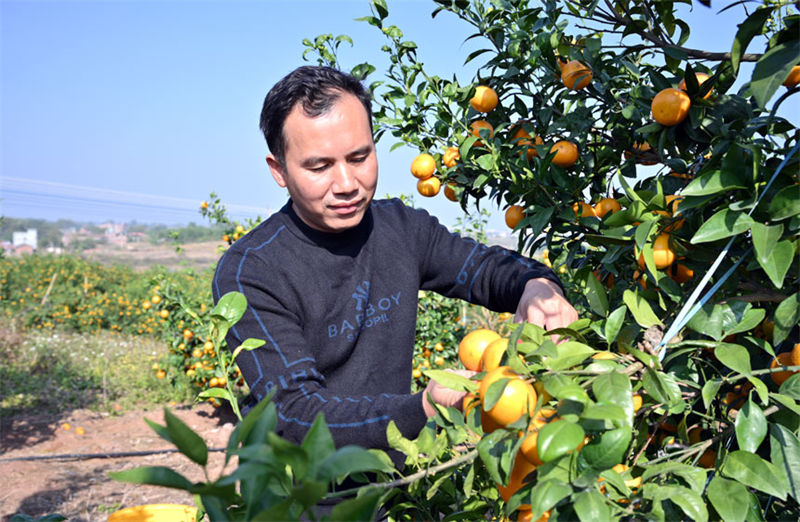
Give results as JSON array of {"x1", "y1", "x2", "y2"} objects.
[{"x1": 259, "y1": 66, "x2": 373, "y2": 166}]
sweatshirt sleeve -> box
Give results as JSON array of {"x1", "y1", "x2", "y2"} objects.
[
  {"x1": 212, "y1": 247, "x2": 428, "y2": 453},
  {"x1": 411, "y1": 206, "x2": 564, "y2": 311}
]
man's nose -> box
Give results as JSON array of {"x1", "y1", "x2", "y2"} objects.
[{"x1": 332, "y1": 163, "x2": 358, "y2": 193}]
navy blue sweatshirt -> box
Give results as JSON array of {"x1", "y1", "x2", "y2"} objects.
[{"x1": 212, "y1": 198, "x2": 562, "y2": 451}]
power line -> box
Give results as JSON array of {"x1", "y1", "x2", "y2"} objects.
[{"x1": 0, "y1": 176, "x2": 270, "y2": 223}]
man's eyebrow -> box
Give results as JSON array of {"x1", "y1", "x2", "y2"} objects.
[
  {"x1": 300, "y1": 155, "x2": 329, "y2": 167},
  {"x1": 348, "y1": 145, "x2": 374, "y2": 157}
]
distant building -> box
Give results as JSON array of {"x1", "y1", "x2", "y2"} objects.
[
  {"x1": 101, "y1": 222, "x2": 128, "y2": 246},
  {"x1": 12, "y1": 229, "x2": 37, "y2": 250},
  {"x1": 11, "y1": 244, "x2": 34, "y2": 256}
]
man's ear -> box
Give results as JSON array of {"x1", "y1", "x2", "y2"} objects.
[{"x1": 266, "y1": 154, "x2": 287, "y2": 188}]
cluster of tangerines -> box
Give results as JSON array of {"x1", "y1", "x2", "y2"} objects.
[
  {"x1": 0, "y1": 255, "x2": 164, "y2": 335},
  {"x1": 652, "y1": 65, "x2": 799, "y2": 127},
  {"x1": 571, "y1": 193, "x2": 693, "y2": 287},
  {"x1": 409, "y1": 69, "x2": 592, "y2": 204},
  {"x1": 455, "y1": 327, "x2": 644, "y2": 520}
]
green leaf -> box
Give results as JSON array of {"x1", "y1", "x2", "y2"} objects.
[
  {"x1": 386, "y1": 421, "x2": 417, "y2": 464},
  {"x1": 423, "y1": 370, "x2": 477, "y2": 393},
  {"x1": 642, "y1": 369, "x2": 684, "y2": 413},
  {"x1": 687, "y1": 303, "x2": 726, "y2": 340},
  {"x1": 529, "y1": 480, "x2": 572, "y2": 520},
  {"x1": 477, "y1": 430, "x2": 515, "y2": 485},
  {"x1": 643, "y1": 484, "x2": 707, "y2": 521},
  {"x1": 641, "y1": 462, "x2": 707, "y2": 493},
  {"x1": 768, "y1": 184, "x2": 800, "y2": 221},
  {"x1": 757, "y1": 239, "x2": 794, "y2": 289},
  {"x1": 213, "y1": 291, "x2": 248, "y2": 327},
  {"x1": 691, "y1": 209, "x2": 754, "y2": 244},
  {"x1": 769, "y1": 423, "x2": 800, "y2": 502},
  {"x1": 580, "y1": 402, "x2": 627, "y2": 424},
  {"x1": 108, "y1": 466, "x2": 193, "y2": 490},
  {"x1": 483, "y1": 377, "x2": 511, "y2": 411},
  {"x1": 702, "y1": 379, "x2": 723, "y2": 411},
  {"x1": 731, "y1": 8, "x2": 773, "y2": 75},
  {"x1": 682, "y1": 169, "x2": 747, "y2": 197},
  {"x1": 751, "y1": 222, "x2": 783, "y2": 269},
  {"x1": 720, "y1": 450, "x2": 789, "y2": 499},
  {"x1": 592, "y1": 372, "x2": 633, "y2": 426},
  {"x1": 543, "y1": 341, "x2": 596, "y2": 371},
  {"x1": 774, "y1": 291, "x2": 800, "y2": 345},
  {"x1": 749, "y1": 39, "x2": 800, "y2": 109},
  {"x1": 604, "y1": 306, "x2": 627, "y2": 344},
  {"x1": 537, "y1": 420, "x2": 585, "y2": 463},
  {"x1": 329, "y1": 489, "x2": 383, "y2": 522},
  {"x1": 725, "y1": 308, "x2": 766, "y2": 337},
  {"x1": 770, "y1": 392, "x2": 800, "y2": 416},
  {"x1": 164, "y1": 408, "x2": 208, "y2": 467},
  {"x1": 622, "y1": 289, "x2": 662, "y2": 328},
  {"x1": 707, "y1": 476, "x2": 749, "y2": 522},
  {"x1": 580, "y1": 427, "x2": 632, "y2": 470},
  {"x1": 584, "y1": 271, "x2": 609, "y2": 316},
  {"x1": 779, "y1": 374, "x2": 800, "y2": 399},
  {"x1": 290, "y1": 479, "x2": 328, "y2": 508},
  {"x1": 715, "y1": 343, "x2": 753, "y2": 376},
  {"x1": 573, "y1": 490, "x2": 610, "y2": 521},
  {"x1": 735, "y1": 398, "x2": 767, "y2": 453},
  {"x1": 301, "y1": 413, "x2": 336, "y2": 480},
  {"x1": 317, "y1": 446, "x2": 393, "y2": 482},
  {"x1": 267, "y1": 432, "x2": 309, "y2": 479}
]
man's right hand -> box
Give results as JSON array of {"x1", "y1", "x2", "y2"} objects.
[{"x1": 421, "y1": 369, "x2": 476, "y2": 417}]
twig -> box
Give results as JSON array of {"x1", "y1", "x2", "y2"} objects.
[{"x1": 325, "y1": 448, "x2": 478, "y2": 499}]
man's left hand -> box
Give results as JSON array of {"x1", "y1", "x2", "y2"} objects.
[{"x1": 514, "y1": 277, "x2": 578, "y2": 332}]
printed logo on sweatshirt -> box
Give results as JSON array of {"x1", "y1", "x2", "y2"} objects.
[{"x1": 328, "y1": 282, "x2": 401, "y2": 341}]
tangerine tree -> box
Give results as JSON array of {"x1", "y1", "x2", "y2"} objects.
[{"x1": 298, "y1": 0, "x2": 800, "y2": 519}]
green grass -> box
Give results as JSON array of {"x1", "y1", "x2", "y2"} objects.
[{"x1": 0, "y1": 321, "x2": 195, "y2": 418}]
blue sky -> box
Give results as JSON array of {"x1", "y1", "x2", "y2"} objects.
[{"x1": 0, "y1": 0, "x2": 782, "y2": 231}]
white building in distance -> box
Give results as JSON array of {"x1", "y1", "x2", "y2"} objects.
[{"x1": 12, "y1": 228, "x2": 38, "y2": 250}]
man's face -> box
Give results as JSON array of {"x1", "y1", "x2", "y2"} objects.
[{"x1": 266, "y1": 92, "x2": 378, "y2": 233}]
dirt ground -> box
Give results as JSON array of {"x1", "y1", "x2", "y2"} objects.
[
  {"x1": 0, "y1": 403, "x2": 239, "y2": 521},
  {"x1": 81, "y1": 240, "x2": 224, "y2": 272}
]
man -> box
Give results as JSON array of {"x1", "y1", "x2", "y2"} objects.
[{"x1": 212, "y1": 65, "x2": 577, "y2": 456}]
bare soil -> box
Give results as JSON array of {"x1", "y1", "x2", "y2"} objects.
[
  {"x1": 1, "y1": 403, "x2": 239, "y2": 521},
  {"x1": 81, "y1": 240, "x2": 224, "y2": 272}
]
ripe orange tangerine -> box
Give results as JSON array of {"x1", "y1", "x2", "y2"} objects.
[
  {"x1": 458, "y1": 328, "x2": 501, "y2": 371},
  {"x1": 481, "y1": 338, "x2": 510, "y2": 372},
  {"x1": 479, "y1": 366, "x2": 537, "y2": 428},
  {"x1": 517, "y1": 509, "x2": 551, "y2": 522},
  {"x1": 442, "y1": 146, "x2": 460, "y2": 168},
  {"x1": 791, "y1": 343, "x2": 800, "y2": 367},
  {"x1": 443, "y1": 183, "x2": 458, "y2": 202},
  {"x1": 470, "y1": 120, "x2": 494, "y2": 146},
  {"x1": 652, "y1": 88, "x2": 691, "y2": 126},
  {"x1": 638, "y1": 233, "x2": 676, "y2": 270},
  {"x1": 497, "y1": 454, "x2": 537, "y2": 509},
  {"x1": 624, "y1": 141, "x2": 656, "y2": 165},
  {"x1": 417, "y1": 176, "x2": 441, "y2": 197},
  {"x1": 670, "y1": 263, "x2": 694, "y2": 284},
  {"x1": 783, "y1": 65, "x2": 800, "y2": 88},
  {"x1": 511, "y1": 127, "x2": 543, "y2": 160},
  {"x1": 505, "y1": 205, "x2": 526, "y2": 230},
  {"x1": 770, "y1": 352, "x2": 797, "y2": 386},
  {"x1": 411, "y1": 153, "x2": 436, "y2": 179},
  {"x1": 550, "y1": 140, "x2": 578, "y2": 168},
  {"x1": 470, "y1": 85, "x2": 499, "y2": 113},
  {"x1": 561, "y1": 60, "x2": 593, "y2": 90},
  {"x1": 573, "y1": 201, "x2": 595, "y2": 218},
  {"x1": 679, "y1": 72, "x2": 713, "y2": 99},
  {"x1": 594, "y1": 198, "x2": 621, "y2": 218}
]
